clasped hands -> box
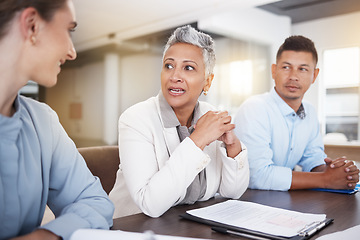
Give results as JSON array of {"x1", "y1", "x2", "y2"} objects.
[
  {"x1": 189, "y1": 111, "x2": 241, "y2": 158},
  {"x1": 323, "y1": 157, "x2": 359, "y2": 189}
]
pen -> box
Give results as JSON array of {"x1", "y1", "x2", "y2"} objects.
[
  {"x1": 298, "y1": 219, "x2": 333, "y2": 237},
  {"x1": 305, "y1": 220, "x2": 328, "y2": 237},
  {"x1": 211, "y1": 227, "x2": 273, "y2": 240}
]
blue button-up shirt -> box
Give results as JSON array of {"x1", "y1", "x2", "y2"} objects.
[{"x1": 234, "y1": 88, "x2": 326, "y2": 190}]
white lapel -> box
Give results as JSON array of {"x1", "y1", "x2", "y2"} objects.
[
  {"x1": 163, "y1": 127, "x2": 180, "y2": 156},
  {"x1": 154, "y1": 95, "x2": 181, "y2": 168}
]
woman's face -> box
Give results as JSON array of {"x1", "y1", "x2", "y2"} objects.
[
  {"x1": 161, "y1": 43, "x2": 212, "y2": 113},
  {"x1": 29, "y1": 0, "x2": 77, "y2": 87}
]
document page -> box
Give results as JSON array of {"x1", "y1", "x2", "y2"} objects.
[
  {"x1": 316, "y1": 225, "x2": 360, "y2": 240},
  {"x1": 187, "y1": 200, "x2": 326, "y2": 237},
  {"x1": 70, "y1": 229, "x2": 212, "y2": 240}
]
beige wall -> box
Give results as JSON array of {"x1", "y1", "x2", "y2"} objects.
[
  {"x1": 119, "y1": 53, "x2": 162, "y2": 114},
  {"x1": 46, "y1": 52, "x2": 162, "y2": 144},
  {"x1": 47, "y1": 62, "x2": 105, "y2": 141}
]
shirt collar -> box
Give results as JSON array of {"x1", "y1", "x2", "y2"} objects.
[
  {"x1": 0, "y1": 94, "x2": 21, "y2": 118},
  {"x1": 159, "y1": 91, "x2": 200, "y2": 128},
  {"x1": 270, "y1": 87, "x2": 306, "y2": 119},
  {"x1": 296, "y1": 104, "x2": 306, "y2": 119},
  {"x1": 0, "y1": 95, "x2": 22, "y2": 141}
]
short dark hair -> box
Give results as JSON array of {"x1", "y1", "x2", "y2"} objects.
[
  {"x1": 0, "y1": 0, "x2": 67, "y2": 40},
  {"x1": 276, "y1": 35, "x2": 318, "y2": 65}
]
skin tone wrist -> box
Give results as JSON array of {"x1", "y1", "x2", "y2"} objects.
[
  {"x1": 189, "y1": 131, "x2": 207, "y2": 150},
  {"x1": 291, "y1": 171, "x2": 326, "y2": 189},
  {"x1": 224, "y1": 138, "x2": 242, "y2": 159},
  {"x1": 10, "y1": 229, "x2": 61, "y2": 240}
]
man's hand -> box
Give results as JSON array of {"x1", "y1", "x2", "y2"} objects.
[
  {"x1": 323, "y1": 157, "x2": 360, "y2": 188},
  {"x1": 291, "y1": 157, "x2": 359, "y2": 190}
]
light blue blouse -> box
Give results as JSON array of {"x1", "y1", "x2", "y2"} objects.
[
  {"x1": 0, "y1": 95, "x2": 114, "y2": 240},
  {"x1": 234, "y1": 88, "x2": 326, "y2": 190}
]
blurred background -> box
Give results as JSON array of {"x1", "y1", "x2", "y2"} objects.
[{"x1": 21, "y1": 0, "x2": 360, "y2": 148}]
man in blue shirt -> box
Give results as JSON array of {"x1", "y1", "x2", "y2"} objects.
[{"x1": 234, "y1": 35, "x2": 359, "y2": 191}]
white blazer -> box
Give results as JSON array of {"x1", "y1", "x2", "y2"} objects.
[{"x1": 109, "y1": 95, "x2": 249, "y2": 218}]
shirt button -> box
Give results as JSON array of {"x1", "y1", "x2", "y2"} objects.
[
  {"x1": 238, "y1": 160, "x2": 244, "y2": 169},
  {"x1": 292, "y1": 113, "x2": 295, "y2": 116}
]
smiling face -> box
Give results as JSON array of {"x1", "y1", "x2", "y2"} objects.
[
  {"x1": 161, "y1": 43, "x2": 213, "y2": 115},
  {"x1": 272, "y1": 50, "x2": 319, "y2": 111},
  {"x1": 28, "y1": 0, "x2": 77, "y2": 87}
]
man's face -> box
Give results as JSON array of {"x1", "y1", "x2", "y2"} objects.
[{"x1": 272, "y1": 50, "x2": 319, "y2": 109}]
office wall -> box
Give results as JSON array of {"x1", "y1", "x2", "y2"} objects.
[
  {"x1": 47, "y1": 52, "x2": 162, "y2": 143},
  {"x1": 292, "y1": 11, "x2": 360, "y2": 120},
  {"x1": 119, "y1": 53, "x2": 162, "y2": 114},
  {"x1": 47, "y1": 62, "x2": 105, "y2": 141},
  {"x1": 199, "y1": 7, "x2": 291, "y2": 66},
  {"x1": 292, "y1": 11, "x2": 360, "y2": 53}
]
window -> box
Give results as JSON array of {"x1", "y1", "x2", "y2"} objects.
[
  {"x1": 205, "y1": 37, "x2": 270, "y2": 115},
  {"x1": 323, "y1": 47, "x2": 360, "y2": 141},
  {"x1": 229, "y1": 60, "x2": 253, "y2": 96}
]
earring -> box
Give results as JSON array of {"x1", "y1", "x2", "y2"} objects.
[
  {"x1": 30, "y1": 36, "x2": 36, "y2": 45},
  {"x1": 203, "y1": 90, "x2": 208, "y2": 96}
]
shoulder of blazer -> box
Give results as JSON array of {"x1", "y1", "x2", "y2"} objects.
[{"x1": 119, "y1": 95, "x2": 163, "y2": 129}]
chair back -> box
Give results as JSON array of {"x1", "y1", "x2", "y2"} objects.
[{"x1": 78, "y1": 146, "x2": 119, "y2": 194}]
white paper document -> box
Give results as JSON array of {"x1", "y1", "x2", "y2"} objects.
[
  {"x1": 70, "y1": 229, "x2": 211, "y2": 240},
  {"x1": 186, "y1": 200, "x2": 326, "y2": 237},
  {"x1": 316, "y1": 225, "x2": 360, "y2": 240}
]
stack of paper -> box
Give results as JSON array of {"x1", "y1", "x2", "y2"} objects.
[{"x1": 184, "y1": 200, "x2": 329, "y2": 238}]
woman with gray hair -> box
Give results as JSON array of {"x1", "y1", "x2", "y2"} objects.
[{"x1": 109, "y1": 25, "x2": 249, "y2": 218}]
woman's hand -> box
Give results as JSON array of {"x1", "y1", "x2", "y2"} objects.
[
  {"x1": 190, "y1": 111, "x2": 242, "y2": 157},
  {"x1": 10, "y1": 229, "x2": 60, "y2": 240},
  {"x1": 218, "y1": 130, "x2": 242, "y2": 158},
  {"x1": 190, "y1": 111, "x2": 232, "y2": 149}
]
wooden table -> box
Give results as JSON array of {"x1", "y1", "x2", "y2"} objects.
[{"x1": 112, "y1": 189, "x2": 360, "y2": 239}]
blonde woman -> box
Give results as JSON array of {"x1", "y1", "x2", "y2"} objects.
[{"x1": 0, "y1": 1, "x2": 114, "y2": 239}]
